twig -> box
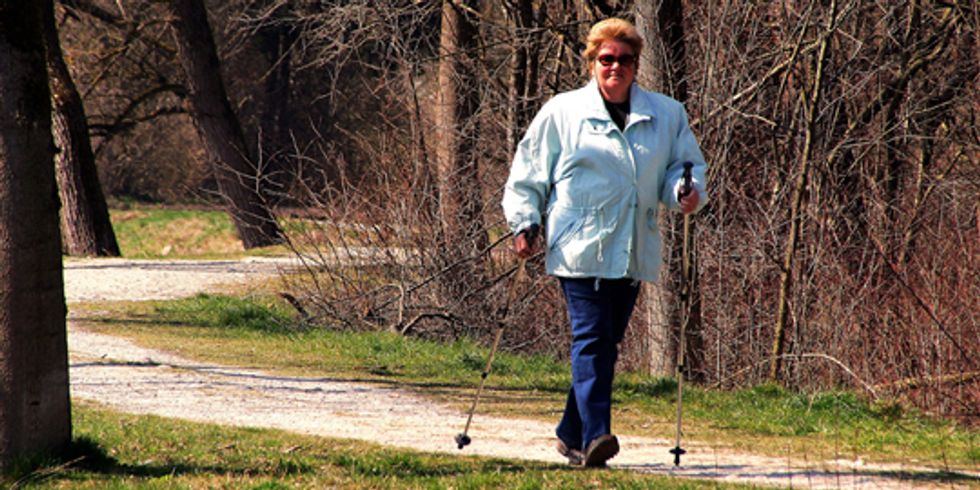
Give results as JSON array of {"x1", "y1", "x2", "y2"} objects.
[
  {"x1": 400, "y1": 311, "x2": 458, "y2": 336},
  {"x1": 279, "y1": 291, "x2": 311, "y2": 323}
]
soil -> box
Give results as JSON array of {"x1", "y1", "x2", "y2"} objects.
[{"x1": 64, "y1": 257, "x2": 980, "y2": 489}]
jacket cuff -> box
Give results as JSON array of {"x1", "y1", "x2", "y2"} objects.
[{"x1": 512, "y1": 219, "x2": 538, "y2": 235}]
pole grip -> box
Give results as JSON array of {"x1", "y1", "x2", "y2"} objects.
[
  {"x1": 678, "y1": 162, "x2": 694, "y2": 199},
  {"x1": 520, "y1": 223, "x2": 540, "y2": 243}
]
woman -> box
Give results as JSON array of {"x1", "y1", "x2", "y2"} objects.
[{"x1": 502, "y1": 18, "x2": 707, "y2": 467}]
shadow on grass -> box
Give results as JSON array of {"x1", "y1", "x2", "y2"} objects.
[
  {"x1": 18, "y1": 438, "x2": 549, "y2": 488},
  {"x1": 332, "y1": 453, "x2": 542, "y2": 480},
  {"x1": 7, "y1": 437, "x2": 320, "y2": 488},
  {"x1": 70, "y1": 315, "x2": 202, "y2": 328}
]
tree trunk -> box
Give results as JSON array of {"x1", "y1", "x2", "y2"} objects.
[
  {"x1": 0, "y1": 1, "x2": 72, "y2": 468},
  {"x1": 634, "y1": 0, "x2": 671, "y2": 376},
  {"x1": 435, "y1": 0, "x2": 486, "y2": 273},
  {"x1": 504, "y1": 0, "x2": 540, "y2": 152},
  {"x1": 634, "y1": 1, "x2": 665, "y2": 93},
  {"x1": 634, "y1": 0, "x2": 702, "y2": 379},
  {"x1": 43, "y1": 0, "x2": 120, "y2": 257},
  {"x1": 635, "y1": 0, "x2": 687, "y2": 100},
  {"x1": 167, "y1": 0, "x2": 284, "y2": 249}
]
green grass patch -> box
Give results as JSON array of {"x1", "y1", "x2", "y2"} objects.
[
  {"x1": 110, "y1": 207, "x2": 289, "y2": 259},
  {"x1": 150, "y1": 294, "x2": 298, "y2": 334},
  {"x1": 72, "y1": 294, "x2": 980, "y2": 471},
  {"x1": 5, "y1": 403, "x2": 740, "y2": 489},
  {"x1": 107, "y1": 204, "x2": 365, "y2": 260},
  {"x1": 614, "y1": 378, "x2": 980, "y2": 465},
  {"x1": 111, "y1": 207, "x2": 240, "y2": 259}
]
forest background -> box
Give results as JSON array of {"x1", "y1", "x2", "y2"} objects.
[{"x1": 42, "y1": 0, "x2": 980, "y2": 423}]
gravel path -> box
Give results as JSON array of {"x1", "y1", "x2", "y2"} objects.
[{"x1": 64, "y1": 257, "x2": 980, "y2": 489}]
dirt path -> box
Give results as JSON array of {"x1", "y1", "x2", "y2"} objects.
[{"x1": 64, "y1": 257, "x2": 980, "y2": 489}]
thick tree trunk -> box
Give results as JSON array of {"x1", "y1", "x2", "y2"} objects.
[
  {"x1": 43, "y1": 0, "x2": 120, "y2": 257},
  {"x1": 634, "y1": 1, "x2": 664, "y2": 92},
  {"x1": 634, "y1": 0, "x2": 702, "y2": 379},
  {"x1": 634, "y1": 1, "x2": 671, "y2": 376},
  {"x1": 0, "y1": 1, "x2": 72, "y2": 468},
  {"x1": 167, "y1": 0, "x2": 284, "y2": 249},
  {"x1": 435, "y1": 1, "x2": 486, "y2": 272},
  {"x1": 635, "y1": 0, "x2": 687, "y2": 100}
]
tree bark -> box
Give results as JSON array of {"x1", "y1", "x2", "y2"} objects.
[
  {"x1": 635, "y1": 0, "x2": 687, "y2": 100},
  {"x1": 435, "y1": 1, "x2": 486, "y2": 273},
  {"x1": 634, "y1": 1, "x2": 664, "y2": 93},
  {"x1": 43, "y1": 0, "x2": 120, "y2": 257},
  {"x1": 0, "y1": 1, "x2": 72, "y2": 468},
  {"x1": 505, "y1": 0, "x2": 529, "y2": 152},
  {"x1": 634, "y1": 0, "x2": 671, "y2": 376},
  {"x1": 167, "y1": 0, "x2": 284, "y2": 248},
  {"x1": 634, "y1": 0, "x2": 702, "y2": 379},
  {"x1": 504, "y1": 0, "x2": 540, "y2": 152}
]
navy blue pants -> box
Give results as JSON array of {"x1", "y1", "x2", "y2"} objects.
[{"x1": 555, "y1": 277, "x2": 640, "y2": 451}]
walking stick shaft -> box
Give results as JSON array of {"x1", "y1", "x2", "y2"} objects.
[
  {"x1": 459, "y1": 326, "x2": 504, "y2": 439},
  {"x1": 456, "y1": 258, "x2": 526, "y2": 449},
  {"x1": 670, "y1": 162, "x2": 694, "y2": 465}
]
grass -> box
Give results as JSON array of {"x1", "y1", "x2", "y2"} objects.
[
  {"x1": 614, "y1": 378, "x2": 980, "y2": 466},
  {"x1": 110, "y1": 206, "x2": 289, "y2": 259},
  {"x1": 5, "y1": 403, "x2": 744, "y2": 489},
  {"x1": 71, "y1": 293, "x2": 980, "y2": 473}
]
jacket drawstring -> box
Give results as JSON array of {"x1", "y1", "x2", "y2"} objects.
[{"x1": 596, "y1": 209, "x2": 605, "y2": 263}]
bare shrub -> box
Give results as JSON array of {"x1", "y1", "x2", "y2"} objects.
[
  {"x1": 59, "y1": 0, "x2": 978, "y2": 419},
  {"x1": 271, "y1": 2, "x2": 979, "y2": 420}
]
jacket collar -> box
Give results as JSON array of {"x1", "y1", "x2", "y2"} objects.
[{"x1": 582, "y1": 79, "x2": 656, "y2": 126}]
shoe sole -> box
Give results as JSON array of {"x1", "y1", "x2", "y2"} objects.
[{"x1": 583, "y1": 435, "x2": 619, "y2": 467}]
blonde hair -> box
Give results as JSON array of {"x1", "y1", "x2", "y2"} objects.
[{"x1": 583, "y1": 18, "x2": 644, "y2": 66}]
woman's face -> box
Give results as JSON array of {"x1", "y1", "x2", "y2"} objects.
[{"x1": 594, "y1": 40, "x2": 636, "y2": 103}]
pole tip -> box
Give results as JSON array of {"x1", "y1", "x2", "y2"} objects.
[
  {"x1": 669, "y1": 446, "x2": 686, "y2": 466},
  {"x1": 455, "y1": 433, "x2": 471, "y2": 449}
]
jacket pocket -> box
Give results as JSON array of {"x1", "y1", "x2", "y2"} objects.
[{"x1": 547, "y1": 206, "x2": 599, "y2": 251}]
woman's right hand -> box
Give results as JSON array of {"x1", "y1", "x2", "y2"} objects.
[
  {"x1": 514, "y1": 225, "x2": 540, "y2": 258},
  {"x1": 679, "y1": 188, "x2": 700, "y2": 214}
]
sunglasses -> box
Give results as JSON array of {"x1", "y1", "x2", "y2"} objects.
[{"x1": 597, "y1": 54, "x2": 636, "y2": 67}]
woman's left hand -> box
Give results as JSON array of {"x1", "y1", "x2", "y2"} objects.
[{"x1": 679, "y1": 190, "x2": 700, "y2": 214}]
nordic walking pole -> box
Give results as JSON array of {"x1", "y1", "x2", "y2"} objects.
[
  {"x1": 456, "y1": 226, "x2": 536, "y2": 449},
  {"x1": 670, "y1": 162, "x2": 694, "y2": 466}
]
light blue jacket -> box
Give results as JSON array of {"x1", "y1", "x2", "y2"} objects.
[{"x1": 502, "y1": 80, "x2": 708, "y2": 283}]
